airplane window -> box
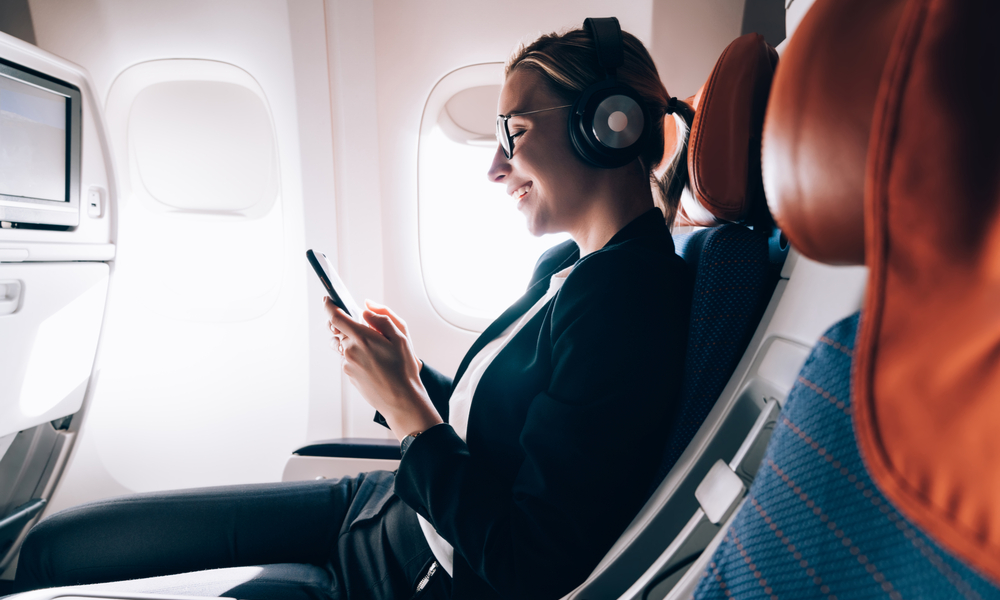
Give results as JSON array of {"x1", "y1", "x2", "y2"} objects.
[
  {"x1": 129, "y1": 80, "x2": 278, "y2": 215},
  {"x1": 108, "y1": 60, "x2": 283, "y2": 323},
  {"x1": 419, "y1": 64, "x2": 570, "y2": 331}
]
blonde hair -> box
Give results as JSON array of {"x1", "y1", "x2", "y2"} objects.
[{"x1": 506, "y1": 26, "x2": 694, "y2": 229}]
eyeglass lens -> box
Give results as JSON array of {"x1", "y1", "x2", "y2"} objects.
[{"x1": 496, "y1": 115, "x2": 512, "y2": 159}]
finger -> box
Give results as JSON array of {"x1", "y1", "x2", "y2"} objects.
[
  {"x1": 343, "y1": 340, "x2": 361, "y2": 363},
  {"x1": 365, "y1": 300, "x2": 408, "y2": 335},
  {"x1": 324, "y1": 298, "x2": 367, "y2": 339},
  {"x1": 362, "y1": 310, "x2": 400, "y2": 341},
  {"x1": 330, "y1": 332, "x2": 344, "y2": 350}
]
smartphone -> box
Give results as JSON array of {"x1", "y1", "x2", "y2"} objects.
[{"x1": 306, "y1": 249, "x2": 365, "y2": 323}]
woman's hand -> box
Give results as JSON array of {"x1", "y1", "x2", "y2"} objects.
[{"x1": 325, "y1": 298, "x2": 442, "y2": 441}]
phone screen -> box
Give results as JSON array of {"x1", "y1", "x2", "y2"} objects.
[{"x1": 306, "y1": 249, "x2": 364, "y2": 322}]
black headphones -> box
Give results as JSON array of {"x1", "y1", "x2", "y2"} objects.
[{"x1": 569, "y1": 17, "x2": 651, "y2": 169}]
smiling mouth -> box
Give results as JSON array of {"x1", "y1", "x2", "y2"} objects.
[{"x1": 511, "y1": 183, "x2": 532, "y2": 200}]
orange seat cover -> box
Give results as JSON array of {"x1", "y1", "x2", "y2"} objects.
[
  {"x1": 766, "y1": 0, "x2": 1000, "y2": 583},
  {"x1": 665, "y1": 33, "x2": 777, "y2": 228}
]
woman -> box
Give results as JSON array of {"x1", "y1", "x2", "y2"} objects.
[
  {"x1": 331, "y1": 16, "x2": 693, "y2": 599},
  {"x1": 15, "y1": 18, "x2": 693, "y2": 600}
]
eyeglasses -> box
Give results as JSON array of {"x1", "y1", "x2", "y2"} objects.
[{"x1": 495, "y1": 105, "x2": 571, "y2": 159}]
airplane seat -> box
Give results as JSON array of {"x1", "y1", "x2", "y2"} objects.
[
  {"x1": 648, "y1": 32, "x2": 781, "y2": 490},
  {"x1": 561, "y1": 33, "x2": 783, "y2": 600},
  {"x1": 0, "y1": 32, "x2": 115, "y2": 585},
  {"x1": 648, "y1": 0, "x2": 1000, "y2": 597},
  {"x1": 651, "y1": 224, "x2": 770, "y2": 496},
  {"x1": 691, "y1": 313, "x2": 1000, "y2": 600},
  {"x1": 673, "y1": 32, "x2": 778, "y2": 235}
]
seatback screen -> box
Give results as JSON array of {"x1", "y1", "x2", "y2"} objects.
[{"x1": 0, "y1": 73, "x2": 68, "y2": 203}]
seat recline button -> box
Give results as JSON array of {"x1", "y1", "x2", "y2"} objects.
[{"x1": 696, "y1": 459, "x2": 747, "y2": 524}]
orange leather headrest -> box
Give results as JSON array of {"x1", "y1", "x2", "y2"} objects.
[
  {"x1": 765, "y1": 0, "x2": 1000, "y2": 585},
  {"x1": 671, "y1": 33, "x2": 778, "y2": 227},
  {"x1": 762, "y1": 0, "x2": 904, "y2": 264}
]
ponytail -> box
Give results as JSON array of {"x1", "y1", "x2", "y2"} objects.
[{"x1": 654, "y1": 99, "x2": 695, "y2": 230}]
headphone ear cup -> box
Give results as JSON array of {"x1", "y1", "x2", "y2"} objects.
[{"x1": 569, "y1": 80, "x2": 649, "y2": 168}]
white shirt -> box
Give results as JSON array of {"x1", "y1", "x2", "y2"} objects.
[{"x1": 417, "y1": 265, "x2": 574, "y2": 575}]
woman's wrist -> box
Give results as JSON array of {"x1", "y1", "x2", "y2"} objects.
[
  {"x1": 393, "y1": 415, "x2": 443, "y2": 442},
  {"x1": 386, "y1": 384, "x2": 442, "y2": 442}
]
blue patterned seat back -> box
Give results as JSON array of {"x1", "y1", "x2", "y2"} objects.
[
  {"x1": 694, "y1": 313, "x2": 1000, "y2": 600},
  {"x1": 649, "y1": 225, "x2": 772, "y2": 494}
]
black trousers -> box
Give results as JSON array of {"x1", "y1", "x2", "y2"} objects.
[{"x1": 13, "y1": 471, "x2": 450, "y2": 600}]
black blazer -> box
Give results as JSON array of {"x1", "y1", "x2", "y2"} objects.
[{"x1": 394, "y1": 208, "x2": 692, "y2": 600}]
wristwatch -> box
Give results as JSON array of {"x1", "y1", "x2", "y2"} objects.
[{"x1": 400, "y1": 431, "x2": 422, "y2": 456}]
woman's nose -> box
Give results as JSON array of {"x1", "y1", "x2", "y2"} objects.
[{"x1": 487, "y1": 144, "x2": 510, "y2": 183}]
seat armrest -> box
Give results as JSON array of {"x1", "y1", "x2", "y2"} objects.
[
  {"x1": 0, "y1": 589, "x2": 228, "y2": 600},
  {"x1": 293, "y1": 438, "x2": 401, "y2": 461}
]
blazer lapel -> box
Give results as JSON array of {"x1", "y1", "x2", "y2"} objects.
[
  {"x1": 451, "y1": 249, "x2": 577, "y2": 390},
  {"x1": 452, "y1": 281, "x2": 547, "y2": 389}
]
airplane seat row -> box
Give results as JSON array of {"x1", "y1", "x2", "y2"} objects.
[{"x1": 656, "y1": 0, "x2": 1000, "y2": 598}]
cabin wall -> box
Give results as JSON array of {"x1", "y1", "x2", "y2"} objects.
[
  {"x1": 650, "y1": 0, "x2": 745, "y2": 99},
  {"x1": 323, "y1": 0, "x2": 387, "y2": 440},
  {"x1": 0, "y1": 0, "x2": 36, "y2": 45}
]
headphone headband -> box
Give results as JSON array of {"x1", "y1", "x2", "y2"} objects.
[{"x1": 583, "y1": 17, "x2": 624, "y2": 76}]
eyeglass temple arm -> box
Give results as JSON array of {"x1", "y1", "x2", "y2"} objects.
[{"x1": 504, "y1": 104, "x2": 572, "y2": 118}]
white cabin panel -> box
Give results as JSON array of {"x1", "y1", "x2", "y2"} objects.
[
  {"x1": 0, "y1": 262, "x2": 108, "y2": 439},
  {"x1": 322, "y1": 0, "x2": 387, "y2": 439},
  {"x1": 649, "y1": 0, "x2": 746, "y2": 98}
]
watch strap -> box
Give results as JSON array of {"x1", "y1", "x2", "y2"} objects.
[{"x1": 400, "y1": 431, "x2": 421, "y2": 456}]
